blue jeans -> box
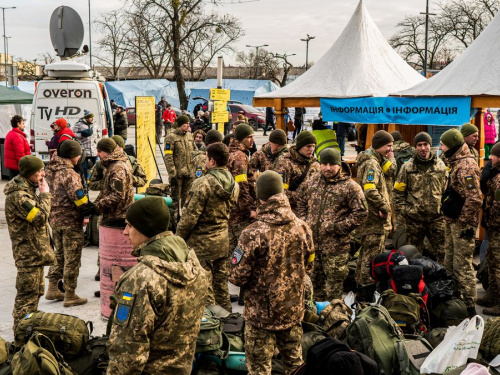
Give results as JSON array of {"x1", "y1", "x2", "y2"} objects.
[
  {"x1": 338, "y1": 136, "x2": 346, "y2": 157},
  {"x1": 82, "y1": 157, "x2": 97, "y2": 180},
  {"x1": 480, "y1": 230, "x2": 489, "y2": 263}
]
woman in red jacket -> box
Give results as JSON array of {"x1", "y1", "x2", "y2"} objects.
[{"x1": 4, "y1": 115, "x2": 30, "y2": 179}]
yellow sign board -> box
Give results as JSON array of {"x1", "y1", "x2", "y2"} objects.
[
  {"x1": 135, "y1": 96, "x2": 156, "y2": 194},
  {"x1": 213, "y1": 101, "x2": 227, "y2": 113},
  {"x1": 212, "y1": 111, "x2": 229, "y2": 124},
  {"x1": 210, "y1": 88, "x2": 230, "y2": 101}
]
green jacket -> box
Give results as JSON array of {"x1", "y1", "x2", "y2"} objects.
[{"x1": 164, "y1": 129, "x2": 197, "y2": 179}]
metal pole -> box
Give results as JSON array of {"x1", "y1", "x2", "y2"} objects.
[
  {"x1": 3, "y1": 10, "x2": 6, "y2": 87},
  {"x1": 424, "y1": 0, "x2": 429, "y2": 77},
  {"x1": 88, "y1": 0, "x2": 92, "y2": 68},
  {"x1": 305, "y1": 40, "x2": 309, "y2": 71}
]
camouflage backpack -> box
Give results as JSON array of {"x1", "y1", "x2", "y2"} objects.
[
  {"x1": 0, "y1": 337, "x2": 7, "y2": 365},
  {"x1": 380, "y1": 290, "x2": 428, "y2": 334},
  {"x1": 317, "y1": 299, "x2": 352, "y2": 339},
  {"x1": 11, "y1": 332, "x2": 75, "y2": 375}
]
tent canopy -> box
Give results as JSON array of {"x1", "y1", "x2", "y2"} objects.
[
  {"x1": 395, "y1": 9, "x2": 500, "y2": 97},
  {"x1": 255, "y1": 0, "x2": 424, "y2": 103},
  {"x1": 0, "y1": 85, "x2": 33, "y2": 104},
  {"x1": 105, "y1": 80, "x2": 201, "y2": 108},
  {"x1": 188, "y1": 79, "x2": 279, "y2": 112}
]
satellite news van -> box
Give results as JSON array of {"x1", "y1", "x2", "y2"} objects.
[{"x1": 30, "y1": 6, "x2": 113, "y2": 161}]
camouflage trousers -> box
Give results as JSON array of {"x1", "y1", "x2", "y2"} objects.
[
  {"x1": 171, "y1": 176, "x2": 194, "y2": 214},
  {"x1": 443, "y1": 221, "x2": 477, "y2": 307},
  {"x1": 405, "y1": 216, "x2": 446, "y2": 264},
  {"x1": 355, "y1": 231, "x2": 388, "y2": 285},
  {"x1": 486, "y1": 230, "x2": 500, "y2": 298},
  {"x1": 13, "y1": 266, "x2": 45, "y2": 330},
  {"x1": 199, "y1": 257, "x2": 232, "y2": 312},
  {"x1": 47, "y1": 225, "x2": 84, "y2": 293},
  {"x1": 311, "y1": 250, "x2": 349, "y2": 301},
  {"x1": 245, "y1": 323, "x2": 303, "y2": 375},
  {"x1": 228, "y1": 219, "x2": 253, "y2": 253}
]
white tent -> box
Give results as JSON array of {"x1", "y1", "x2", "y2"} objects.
[
  {"x1": 255, "y1": 0, "x2": 425, "y2": 100},
  {"x1": 395, "y1": 9, "x2": 500, "y2": 97}
]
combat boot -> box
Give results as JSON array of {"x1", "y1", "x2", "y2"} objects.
[
  {"x1": 477, "y1": 295, "x2": 499, "y2": 308},
  {"x1": 483, "y1": 304, "x2": 500, "y2": 316},
  {"x1": 45, "y1": 281, "x2": 65, "y2": 301},
  {"x1": 63, "y1": 291, "x2": 88, "y2": 307}
]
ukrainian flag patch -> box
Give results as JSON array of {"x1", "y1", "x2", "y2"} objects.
[{"x1": 122, "y1": 292, "x2": 132, "y2": 301}]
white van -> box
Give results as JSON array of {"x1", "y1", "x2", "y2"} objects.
[{"x1": 30, "y1": 60, "x2": 113, "y2": 161}]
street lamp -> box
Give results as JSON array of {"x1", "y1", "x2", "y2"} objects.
[
  {"x1": 246, "y1": 44, "x2": 269, "y2": 79},
  {"x1": 300, "y1": 34, "x2": 315, "y2": 70},
  {"x1": 420, "y1": 0, "x2": 436, "y2": 77},
  {"x1": 1, "y1": 6, "x2": 16, "y2": 86},
  {"x1": 3, "y1": 35, "x2": 11, "y2": 84},
  {"x1": 88, "y1": 0, "x2": 92, "y2": 69}
]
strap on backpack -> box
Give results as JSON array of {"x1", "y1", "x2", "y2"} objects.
[{"x1": 356, "y1": 316, "x2": 375, "y2": 360}]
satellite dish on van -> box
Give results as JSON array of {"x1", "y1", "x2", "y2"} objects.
[{"x1": 49, "y1": 6, "x2": 84, "y2": 59}]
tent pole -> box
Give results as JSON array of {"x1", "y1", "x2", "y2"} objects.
[{"x1": 274, "y1": 98, "x2": 285, "y2": 132}]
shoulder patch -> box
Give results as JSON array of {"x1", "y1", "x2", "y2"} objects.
[
  {"x1": 114, "y1": 292, "x2": 134, "y2": 326},
  {"x1": 21, "y1": 200, "x2": 34, "y2": 213},
  {"x1": 113, "y1": 180, "x2": 124, "y2": 192},
  {"x1": 165, "y1": 141, "x2": 171, "y2": 150},
  {"x1": 465, "y1": 175, "x2": 475, "y2": 190},
  {"x1": 76, "y1": 189, "x2": 84, "y2": 198},
  {"x1": 366, "y1": 169, "x2": 375, "y2": 182},
  {"x1": 231, "y1": 247, "x2": 244, "y2": 265},
  {"x1": 195, "y1": 167, "x2": 203, "y2": 178}
]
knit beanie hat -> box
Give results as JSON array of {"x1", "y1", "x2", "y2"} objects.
[
  {"x1": 234, "y1": 123, "x2": 254, "y2": 141},
  {"x1": 176, "y1": 115, "x2": 190, "y2": 126},
  {"x1": 19, "y1": 156, "x2": 44, "y2": 178},
  {"x1": 59, "y1": 140, "x2": 82, "y2": 158},
  {"x1": 269, "y1": 129, "x2": 287, "y2": 145},
  {"x1": 390, "y1": 131, "x2": 403, "y2": 142},
  {"x1": 111, "y1": 135, "x2": 125, "y2": 149},
  {"x1": 414, "y1": 132, "x2": 432, "y2": 146},
  {"x1": 126, "y1": 197, "x2": 170, "y2": 238},
  {"x1": 55, "y1": 118, "x2": 67, "y2": 129},
  {"x1": 440, "y1": 129, "x2": 464, "y2": 149},
  {"x1": 372, "y1": 130, "x2": 394, "y2": 149},
  {"x1": 205, "y1": 129, "x2": 223, "y2": 145},
  {"x1": 97, "y1": 138, "x2": 117, "y2": 153},
  {"x1": 83, "y1": 110, "x2": 94, "y2": 119},
  {"x1": 319, "y1": 148, "x2": 341, "y2": 165},
  {"x1": 490, "y1": 143, "x2": 500, "y2": 158},
  {"x1": 460, "y1": 123, "x2": 479, "y2": 138},
  {"x1": 296, "y1": 131, "x2": 317, "y2": 150},
  {"x1": 256, "y1": 170, "x2": 284, "y2": 201}
]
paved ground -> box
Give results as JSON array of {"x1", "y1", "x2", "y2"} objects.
[{"x1": 0, "y1": 126, "x2": 487, "y2": 341}]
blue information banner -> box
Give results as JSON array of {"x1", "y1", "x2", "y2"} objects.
[{"x1": 320, "y1": 97, "x2": 471, "y2": 126}]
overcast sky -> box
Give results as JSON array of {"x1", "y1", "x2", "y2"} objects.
[{"x1": 3, "y1": 0, "x2": 439, "y2": 67}]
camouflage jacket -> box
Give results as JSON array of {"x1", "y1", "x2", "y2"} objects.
[
  {"x1": 228, "y1": 139, "x2": 256, "y2": 223},
  {"x1": 177, "y1": 168, "x2": 239, "y2": 260},
  {"x1": 442, "y1": 143, "x2": 482, "y2": 228},
  {"x1": 393, "y1": 153, "x2": 447, "y2": 221},
  {"x1": 468, "y1": 144, "x2": 479, "y2": 165},
  {"x1": 249, "y1": 143, "x2": 288, "y2": 182},
  {"x1": 484, "y1": 163, "x2": 500, "y2": 230},
  {"x1": 273, "y1": 146, "x2": 320, "y2": 212},
  {"x1": 4, "y1": 176, "x2": 55, "y2": 268},
  {"x1": 164, "y1": 129, "x2": 197, "y2": 179},
  {"x1": 107, "y1": 231, "x2": 207, "y2": 375},
  {"x1": 88, "y1": 152, "x2": 147, "y2": 190},
  {"x1": 94, "y1": 149, "x2": 134, "y2": 221},
  {"x1": 45, "y1": 156, "x2": 87, "y2": 227},
  {"x1": 297, "y1": 164, "x2": 368, "y2": 252},
  {"x1": 356, "y1": 147, "x2": 393, "y2": 234},
  {"x1": 229, "y1": 193, "x2": 315, "y2": 331},
  {"x1": 191, "y1": 150, "x2": 206, "y2": 179}
]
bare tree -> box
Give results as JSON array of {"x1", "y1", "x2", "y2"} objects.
[
  {"x1": 40, "y1": 52, "x2": 56, "y2": 65},
  {"x1": 94, "y1": 11, "x2": 130, "y2": 80},
  {"x1": 236, "y1": 48, "x2": 294, "y2": 86},
  {"x1": 274, "y1": 53, "x2": 294, "y2": 87}
]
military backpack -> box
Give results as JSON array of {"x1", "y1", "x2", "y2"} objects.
[
  {"x1": 380, "y1": 290, "x2": 428, "y2": 334},
  {"x1": 317, "y1": 299, "x2": 352, "y2": 340},
  {"x1": 431, "y1": 297, "x2": 468, "y2": 328},
  {"x1": 11, "y1": 332, "x2": 75, "y2": 375},
  {"x1": 196, "y1": 308, "x2": 229, "y2": 359}
]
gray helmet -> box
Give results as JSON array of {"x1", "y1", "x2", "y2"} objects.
[{"x1": 398, "y1": 245, "x2": 422, "y2": 260}]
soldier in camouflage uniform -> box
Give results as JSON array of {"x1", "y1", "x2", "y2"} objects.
[
  {"x1": 107, "y1": 197, "x2": 207, "y2": 375},
  {"x1": 177, "y1": 143, "x2": 239, "y2": 311},
  {"x1": 112, "y1": 135, "x2": 147, "y2": 188},
  {"x1": 297, "y1": 149, "x2": 368, "y2": 301},
  {"x1": 461, "y1": 123, "x2": 480, "y2": 165},
  {"x1": 229, "y1": 171, "x2": 315, "y2": 375},
  {"x1": 228, "y1": 124, "x2": 257, "y2": 251},
  {"x1": 274, "y1": 131, "x2": 320, "y2": 214},
  {"x1": 479, "y1": 143, "x2": 500, "y2": 315},
  {"x1": 94, "y1": 138, "x2": 134, "y2": 221},
  {"x1": 355, "y1": 130, "x2": 394, "y2": 288},
  {"x1": 249, "y1": 129, "x2": 289, "y2": 182},
  {"x1": 45, "y1": 141, "x2": 93, "y2": 307},
  {"x1": 440, "y1": 129, "x2": 482, "y2": 317},
  {"x1": 164, "y1": 115, "x2": 196, "y2": 210},
  {"x1": 191, "y1": 129, "x2": 223, "y2": 180},
  {"x1": 393, "y1": 132, "x2": 447, "y2": 263},
  {"x1": 5, "y1": 156, "x2": 55, "y2": 329},
  {"x1": 391, "y1": 131, "x2": 415, "y2": 175}
]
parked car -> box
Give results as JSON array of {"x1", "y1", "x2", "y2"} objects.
[
  {"x1": 126, "y1": 107, "x2": 136, "y2": 126},
  {"x1": 191, "y1": 96, "x2": 243, "y2": 116},
  {"x1": 229, "y1": 104, "x2": 266, "y2": 130}
]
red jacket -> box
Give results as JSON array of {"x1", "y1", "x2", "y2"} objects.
[
  {"x1": 57, "y1": 128, "x2": 76, "y2": 144},
  {"x1": 162, "y1": 109, "x2": 177, "y2": 123},
  {"x1": 4, "y1": 128, "x2": 31, "y2": 170}
]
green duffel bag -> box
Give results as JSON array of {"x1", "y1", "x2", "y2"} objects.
[
  {"x1": 431, "y1": 298, "x2": 468, "y2": 328},
  {"x1": 11, "y1": 332, "x2": 75, "y2": 375},
  {"x1": 14, "y1": 312, "x2": 91, "y2": 359},
  {"x1": 66, "y1": 336, "x2": 109, "y2": 375},
  {"x1": 480, "y1": 317, "x2": 500, "y2": 359},
  {"x1": 196, "y1": 309, "x2": 229, "y2": 359},
  {"x1": 424, "y1": 327, "x2": 448, "y2": 349}
]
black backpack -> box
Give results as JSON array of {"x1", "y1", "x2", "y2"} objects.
[
  {"x1": 371, "y1": 251, "x2": 407, "y2": 282},
  {"x1": 395, "y1": 147, "x2": 415, "y2": 175},
  {"x1": 409, "y1": 257, "x2": 447, "y2": 284}
]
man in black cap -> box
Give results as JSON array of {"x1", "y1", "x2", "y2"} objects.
[
  {"x1": 393, "y1": 132, "x2": 447, "y2": 263},
  {"x1": 249, "y1": 129, "x2": 288, "y2": 180},
  {"x1": 355, "y1": 130, "x2": 394, "y2": 294}
]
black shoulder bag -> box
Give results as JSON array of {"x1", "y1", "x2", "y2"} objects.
[{"x1": 440, "y1": 174, "x2": 465, "y2": 219}]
